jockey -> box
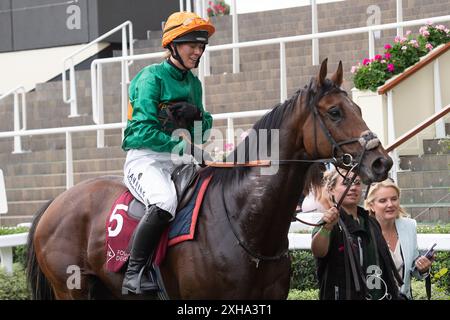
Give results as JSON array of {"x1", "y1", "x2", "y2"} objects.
[{"x1": 121, "y1": 11, "x2": 214, "y2": 295}]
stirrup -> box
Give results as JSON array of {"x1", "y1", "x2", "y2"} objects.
[{"x1": 121, "y1": 266, "x2": 159, "y2": 295}]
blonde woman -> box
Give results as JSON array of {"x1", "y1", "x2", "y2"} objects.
[
  {"x1": 311, "y1": 169, "x2": 402, "y2": 300},
  {"x1": 365, "y1": 179, "x2": 434, "y2": 299}
]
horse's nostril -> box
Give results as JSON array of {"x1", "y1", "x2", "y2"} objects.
[{"x1": 372, "y1": 157, "x2": 393, "y2": 175}]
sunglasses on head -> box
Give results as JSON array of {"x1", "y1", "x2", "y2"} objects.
[{"x1": 342, "y1": 178, "x2": 361, "y2": 186}]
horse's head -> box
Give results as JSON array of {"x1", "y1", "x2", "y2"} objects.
[{"x1": 298, "y1": 58, "x2": 392, "y2": 184}]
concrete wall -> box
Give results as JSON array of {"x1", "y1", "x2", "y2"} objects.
[{"x1": 0, "y1": 0, "x2": 179, "y2": 53}]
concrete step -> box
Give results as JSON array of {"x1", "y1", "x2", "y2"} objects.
[
  {"x1": 0, "y1": 146, "x2": 125, "y2": 165},
  {"x1": 401, "y1": 187, "x2": 450, "y2": 205},
  {"x1": 0, "y1": 131, "x2": 123, "y2": 155},
  {"x1": 397, "y1": 170, "x2": 450, "y2": 189},
  {"x1": 6, "y1": 186, "x2": 66, "y2": 202},
  {"x1": 4, "y1": 157, "x2": 124, "y2": 176},
  {"x1": 404, "y1": 204, "x2": 450, "y2": 223},
  {"x1": 0, "y1": 215, "x2": 34, "y2": 227},
  {"x1": 4, "y1": 169, "x2": 123, "y2": 189},
  {"x1": 399, "y1": 154, "x2": 450, "y2": 171},
  {"x1": 422, "y1": 138, "x2": 450, "y2": 155}
]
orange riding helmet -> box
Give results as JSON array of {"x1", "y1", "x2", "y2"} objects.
[{"x1": 162, "y1": 11, "x2": 215, "y2": 48}]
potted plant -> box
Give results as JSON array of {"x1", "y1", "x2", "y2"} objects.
[{"x1": 351, "y1": 22, "x2": 450, "y2": 146}]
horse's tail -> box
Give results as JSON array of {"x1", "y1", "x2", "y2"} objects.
[{"x1": 25, "y1": 199, "x2": 55, "y2": 300}]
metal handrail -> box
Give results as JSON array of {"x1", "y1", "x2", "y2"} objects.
[
  {"x1": 62, "y1": 20, "x2": 134, "y2": 118},
  {"x1": 386, "y1": 104, "x2": 450, "y2": 152},
  {"x1": 0, "y1": 108, "x2": 269, "y2": 188},
  {"x1": 88, "y1": 14, "x2": 450, "y2": 147},
  {"x1": 0, "y1": 86, "x2": 27, "y2": 153}
]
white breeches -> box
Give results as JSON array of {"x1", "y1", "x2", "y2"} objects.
[{"x1": 123, "y1": 149, "x2": 193, "y2": 217}]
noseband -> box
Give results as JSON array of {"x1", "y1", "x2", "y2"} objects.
[{"x1": 292, "y1": 83, "x2": 380, "y2": 226}]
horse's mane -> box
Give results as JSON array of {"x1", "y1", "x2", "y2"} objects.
[
  {"x1": 200, "y1": 88, "x2": 303, "y2": 186},
  {"x1": 200, "y1": 78, "x2": 340, "y2": 190}
]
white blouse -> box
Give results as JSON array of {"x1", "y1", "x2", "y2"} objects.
[{"x1": 390, "y1": 241, "x2": 404, "y2": 281}]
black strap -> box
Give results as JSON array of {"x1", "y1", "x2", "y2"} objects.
[{"x1": 425, "y1": 274, "x2": 432, "y2": 300}]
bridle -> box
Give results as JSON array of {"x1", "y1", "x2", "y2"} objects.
[
  {"x1": 291, "y1": 83, "x2": 379, "y2": 226},
  {"x1": 222, "y1": 82, "x2": 381, "y2": 266}
]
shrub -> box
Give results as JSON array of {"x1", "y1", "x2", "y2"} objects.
[
  {"x1": 352, "y1": 23, "x2": 450, "y2": 91},
  {"x1": 410, "y1": 278, "x2": 450, "y2": 300},
  {"x1": 290, "y1": 250, "x2": 318, "y2": 291},
  {"x1": 0, "y1": 263, "x2": 31, "y2": 300},
  {"x1": 288, "y1": 289, "x2": 319, "y2": 300},
  {"x1": 0, "y1": 226, "x2": 29, "y2": 236}
]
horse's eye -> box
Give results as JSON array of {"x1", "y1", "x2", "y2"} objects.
[{"x1": 327, "y1": 106, "x2": 342, "y2": 121}]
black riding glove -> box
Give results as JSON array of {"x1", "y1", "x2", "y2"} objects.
[{"x1": 169, "y1": 102, "x2": 202, "y2": 121}]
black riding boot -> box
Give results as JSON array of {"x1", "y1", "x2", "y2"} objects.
[{"x1": 121, "y1": 205, "x2": 172, "y2": 295}]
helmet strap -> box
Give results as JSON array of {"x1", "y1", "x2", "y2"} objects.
[{"x1": 168, "y1": 43, "x2": 204, "y2": 70}]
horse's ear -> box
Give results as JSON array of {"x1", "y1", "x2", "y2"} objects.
[
  {"x1": 331, "y1": 60, "x2": 343, "y2": 87},
  {"x1": 316, "y1": 58, "x2": 328, "y2": 88}
]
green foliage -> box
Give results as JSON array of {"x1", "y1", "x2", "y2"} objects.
[
  {"x1": 13, "y1": 245, "x2": 27, "y2": 267},
  {"x1": 0, "y1": 226, "x2": 29, "y2": 236},
  {"x1": 417, "y1": 223, "x2": 450, "y2": 234},
  {"x1": 290, "y1": 250, "x2": 318, "y2": 291},
  {"x1": 288, "y1": 289, "x2": 319, "y2": 300},
  {"x1": 352, "y1": 23, "x2": 450, "y2": 91},
  {"x1": 0, "y1": 263, "x2": 31, "y2": 300},
  {"x1": 430, "y1": 251, "x2": 450, "y2": 294},
  {"x1": 410, "y1": 278, "x2": 450, "y2": 300}
]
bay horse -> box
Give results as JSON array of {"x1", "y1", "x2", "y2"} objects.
[{"x1": 26, "y1": 59, "x2": 392, "y2": 299}]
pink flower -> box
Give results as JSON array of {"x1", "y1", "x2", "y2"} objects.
[
  {"x1": 409, "y1": 39, "x2": 419, "y2": 48},
  {"x1": 384, "y1": 44, "x2": 392, "y2": 50},
  {"x1": 350, "y1": 65, "x2": 358, "y2": 74},
  {"x1": 224, "y1": 143, "x2": 234, "y2": 151},
  {"x1": 387, "y1": 64, "x2": 395, "y2": 72},
  {"x1": 405, "y1": 30, "x2": 412, "y2": 36},
  {"x1": 384, "y1": 52, "x2": 391, "y2": 60},
  {"x1": 362, "y1": 58, "x2": 371, "y2": 65},
  {"x1": 374, "y1": 54, "x2": 383, "y2": 61},
  {"x1": 426, "y1": 43, "x2": 433, "y2": 51}
]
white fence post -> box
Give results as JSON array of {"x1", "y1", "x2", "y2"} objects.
[
  {"x1": 396, "y1": 0, "x2": 404, "y2": 37},
  {"x1": 433, "y1": 59, "x2": 445, "y2": 138},
  {"x1": 311, "y1": 0, "x2": 319, "y2": 65},
  {"x1": 280, "y1": 42, "x2": 287, "y2": 103},
  {"x1": 66, "y1": 131, "x2": 74, "y2": 189},
  {"x1": 232, "y1": 0, "x2": 240, "y2": 73},
  {"x1": 0, "y1": 169, "x2": 7, "y2": 214},
  {"x1": 387, "y1": 90, "x2": 398, "y2": 183}
]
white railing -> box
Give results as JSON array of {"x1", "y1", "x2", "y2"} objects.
[
  {"x1": 0, "y1": 108, "x2": 270, "y2": 186},
  {"x1": 193, "y1": 0, "x2": 407, "y2": 68},
  {"x1": 288, "y1": 232, "x2": 450, "y2": 251},
  {"x1": 88, "y1": 14, "x2": 450, "y2": 139},
  {"x1": 0, "y1": 123, "x2": 124, "y2": 189},
  {"x1": 0, "y1": 86, "x2": 27, "y2": 154},
  {"x1": 1, "y1": 230, "x2": 448, "y2": 275},
  {"x1": 90, "y1": 51, "x2": 165, "y2": 148},
  {"x1": 206, "y1": 15, "x2": 450, "y2": 103},
  {"x1": 0, "y1": 232, "x2": 28, "y2": 274},
  {"x1": 0, "y1": 169, "x2": 7, "y2": 214},
  {"x1": 62, "y1": 21, "x2": 134, "y2": 118}
]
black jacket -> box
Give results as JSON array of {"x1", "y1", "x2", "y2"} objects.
[{"x1": 316, "y1": 207, "x2": 403, "y2": 300}]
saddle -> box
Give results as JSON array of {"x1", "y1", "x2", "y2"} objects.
[{"x1": 127, "y1": 163, "x2": 199, "y2": 220}]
